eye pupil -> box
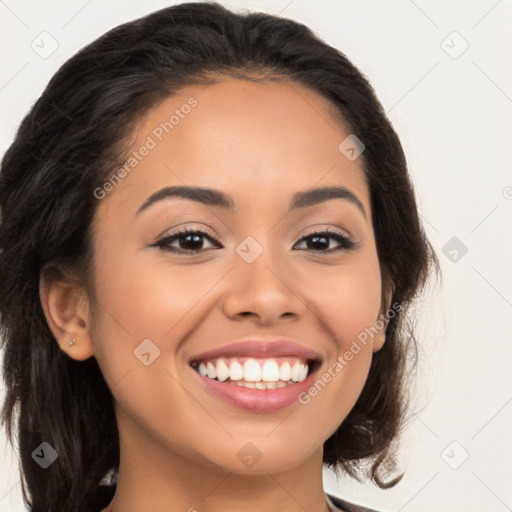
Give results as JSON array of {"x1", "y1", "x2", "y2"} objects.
[
  {"x1": 181, "y1": 233, "x2": 203, "y2": 250},
  {"x1": 308, "y1": 235, "x2": 329, "y2": 250}
]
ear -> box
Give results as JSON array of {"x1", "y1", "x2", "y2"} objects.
[
  {"x1": 372, "y1": 286, "x2": 394, "y2": 353},
  {"x1": 39, "y1": 265, "x2": 95, "y2": 361}
]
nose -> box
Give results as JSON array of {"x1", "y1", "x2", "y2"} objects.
[{"x1": 221, "y1": 245, "x2": 307, "y2": 325}]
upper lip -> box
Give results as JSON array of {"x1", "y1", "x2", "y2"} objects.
[{"x1": 188, "y1": 336, "x2": 322, "y2": 363}]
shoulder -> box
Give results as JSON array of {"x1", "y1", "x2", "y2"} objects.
[{"x1": 326, "y1": 492, "x2": 385, "y2": 512}]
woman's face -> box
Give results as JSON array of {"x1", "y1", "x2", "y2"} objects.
[{"x1": 87, "y1": 78, "x2": 385, "y2": 474}]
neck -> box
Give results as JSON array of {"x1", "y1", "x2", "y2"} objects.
[{"x1": 102, "y1": 410, "x2": 331, "y2": 512}]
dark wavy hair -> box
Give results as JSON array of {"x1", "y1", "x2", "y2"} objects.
[{"x1": 0, "y1": 2, "x2": 440, "y2": 511}]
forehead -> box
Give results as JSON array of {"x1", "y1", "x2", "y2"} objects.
[{"x1": 98, "y1": 78, "x2": 370, "y2": 218}]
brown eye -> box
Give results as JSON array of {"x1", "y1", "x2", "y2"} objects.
[
  {"x1": 154, "y1": 228, "x2": 220, "y2": 254},
  {"x1": 294, "y1": 228, "x2": 356, "y2": 252}
]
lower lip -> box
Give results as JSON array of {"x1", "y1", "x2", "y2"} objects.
[{"x1": 190, "y1": 364, "x2": 320, "y2": 412}]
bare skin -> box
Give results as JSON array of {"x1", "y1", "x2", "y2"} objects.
[{"x1": 40, "y1": 78, "x2": 389, "y2": 512}]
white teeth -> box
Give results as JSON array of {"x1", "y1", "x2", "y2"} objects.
[
  {"x1": 229, "y1": 360, "x2": 244, "y2": 381},
  {"x1": 243, "y1": 358, "x2": 262, "y2": 382},
  {"x1": 235, "y1": 379, "x2": 293, "y2": 389},
  {"x1": 195, "y1": 357, "x2": 312, "y2": 384},
  {"x1": 290, "y1": 361, "x2": 302, "y2": 382},
  {"x1": 215, "y1": 358, "x2": 230, "y2": 382},
  {"x1": 279, "y1": 361, "x2": 291, "y2": 381},
  {"x1": 206, "y1": 361, "x2": 217, "y2": 379},
  {"x1": 198, "y1": 362, "x2": 208, "y2": 377},
  {"x1": 297, "y1": 364, "x2": 308, "y2": 382},
  {"x1": 261, "y1": 360, "x2": 280, "y2": 382}
]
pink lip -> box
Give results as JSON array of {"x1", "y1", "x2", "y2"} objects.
[
  {"x1": 188, "y1": 337, "x2": 323, "y2": 412},
  {"x1": 188, "y1": 337, "x2": 322, "y2": 363}
]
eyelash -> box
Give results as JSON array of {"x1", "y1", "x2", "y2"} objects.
[{"x1": 153, "y1": 226, "x2": 357, "y2": 255}]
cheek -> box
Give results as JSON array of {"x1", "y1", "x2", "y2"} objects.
[
  {"x1": 296, "y1": 259, "x2": 382, "y2": 434},
  {"x1": 307, "y1": 258, "x2": 382, "y2": 351},
  {"x1": 89, "y1": 255, "x2": 219, "y2": 451},
  {"x1": 89, "y1": 249, "x2": 223, "y2": 383},
  {"x1": 93, "y1": 251, "x2": 210, "y2": 338}
]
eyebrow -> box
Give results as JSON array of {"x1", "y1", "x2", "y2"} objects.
[{"x1": 135, "y1": 184, "x2": 367, "y2": 219}]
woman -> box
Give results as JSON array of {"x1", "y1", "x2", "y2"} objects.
[{"x1": 0, "y1": 2, "x2": 439, "y2": 511}]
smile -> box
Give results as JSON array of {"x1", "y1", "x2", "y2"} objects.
[{"x1": 190, "y1": 356, "x2": 315, "y2": 388}]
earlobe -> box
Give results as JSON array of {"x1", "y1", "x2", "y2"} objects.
[
  {"x1": 39, "y1": 266, "x2": 95, "y2": 361},
  {"x1": 372, "y1": 288, "x2": 394, "y2": 353},
  {"x1": 372, "y1": 323, "x2": 387, "y2": 353}
]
